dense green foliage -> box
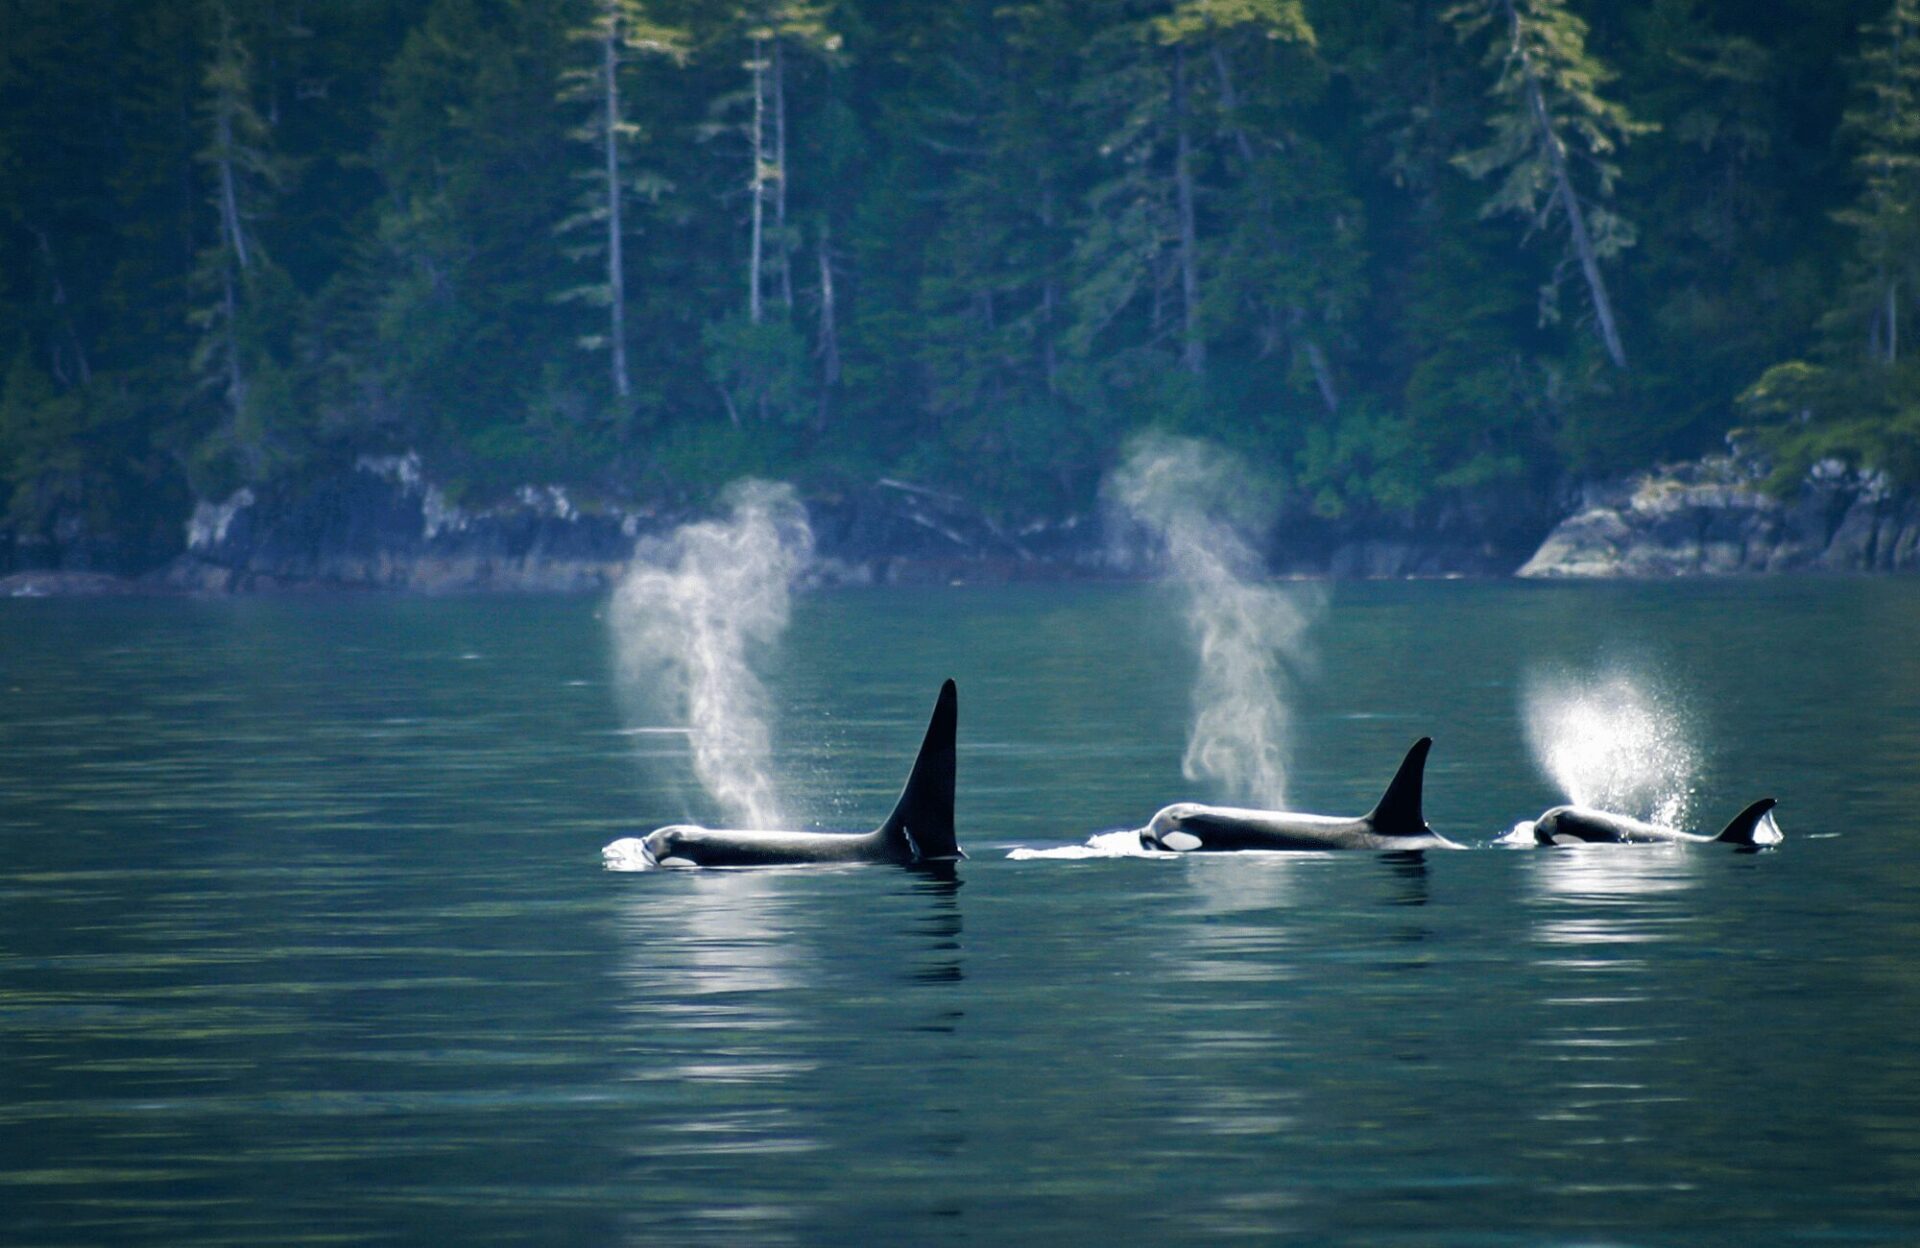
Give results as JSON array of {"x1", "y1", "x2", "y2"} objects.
[{"x1": 1, "y1": 0, "x2": 1911, "y2": 552}]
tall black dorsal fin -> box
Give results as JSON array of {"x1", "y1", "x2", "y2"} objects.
[
  {"x1": 1715, "y1": 797, "x2": 1778, "y2": 845},
  {"x1": 876, "y1": 679, "x2": 962, "y2": 861},
  {"x1": 1363, "y1": 737, "x2": 1432, "y2": 836}
]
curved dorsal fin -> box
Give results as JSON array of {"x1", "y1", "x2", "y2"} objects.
[
  {"x1": 1363, "y1": 738, "x2": 1432, "y2": 837},
  {"x1": 876, "y1": 679, "x2": 962, "y2": 861},
  {"x1": 1715, "y1": 797, "x2": 1778, "y2": 845}
]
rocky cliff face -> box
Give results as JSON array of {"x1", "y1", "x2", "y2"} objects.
[
  {"x1": 1518, "y1": 457, "x2": 1920, "y2": 577},
  {"x1": 157, "y1": 455, "x2": 1099, "y2": 593},
  {"x1": 4, "y1": 450, "x2": 1556, "y2": 595},
  {"x1": 165, "y1": 456, "x2": 649, "y2": 593},
  {"x1": 41, "y1": 448, "x2": 1897, "y2": 596},
  {"x1": 1271, "y1": 490, "x2": 1554, "y2": 579}
]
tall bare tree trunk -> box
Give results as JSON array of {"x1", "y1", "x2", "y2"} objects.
[
  {"x1": 1210, "y1": 43, "x2": 1257, "y2": 166},
  {"x1": 1891, "y1": 279, "x2": 1901, "y2": 365},
  {"x1": 602, "y1": 20, "x2": 631, "y2": 398},
  {"x1": 1505, "y1": 0, "x2": 1627, "y2": 370},
  {"x1": 215, "y1": 111, "x2": 250, "y2": 275},
  {"x1": 210, "y1": 6, "x2": 253, "y2": 440},
  {"x1": 773, "y1": 38, "x2": 793, "y2": 312},
  {"x1": 748, "y1": 34, "x2": 767, "y2": 326},
  {"x1": 814, "y1": 223, "x2": 837, "y2": 431},
  {"x1": 28, "y1": 223, "x2": 93, "y2": 388},
  {"x1": 1172, "y1": 45, "x2": 1204, "y2": 377},
  {"x1": 1304, "y1": 338, "x2": 1339, "y2": 413},
  {"x1": 1890, "y1": 15, "x2": 1908, "y2": 365},
  {"x1": 211, "y1": 4, "x2": 251, "y2": 279},
  {"x1": 222, "y1": 265, "x2": 250, "y2": 469}
]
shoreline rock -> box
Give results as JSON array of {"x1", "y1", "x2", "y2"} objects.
[
  {"x1": 147, "y1": 458, "x2": 1544, "y2": 593},
  {"x1": 46, "y1": 448, "x2": 1909, "y2": 596},
  {"x1": 163, "y1": 457, "x2": 668, "y2": 594},
  {"x1": 0, "y1": 570, "x2": 144, "y2": 598},
  {"x1": 0, "y1": 454, "x2": 1557, "y2": 595},
  {"x1": 1517, "y1": 455, "x2": 1920, "y2": 577},
  {"x1": 151, "y1": 458, "x2": 1120, "y2": 595}
]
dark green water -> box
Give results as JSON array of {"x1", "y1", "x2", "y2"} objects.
[{"x1": 3, "y1": 581, "x2": 1919, "y2": 1246}]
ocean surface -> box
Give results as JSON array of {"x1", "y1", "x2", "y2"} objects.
[{"x1": 2, "y1": 580, "x2": 1918, "y2": 1245}]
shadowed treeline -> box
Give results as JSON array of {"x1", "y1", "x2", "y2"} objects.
[{"x1": 1, "y1": 0, "x2": 1913, "y2": 568}]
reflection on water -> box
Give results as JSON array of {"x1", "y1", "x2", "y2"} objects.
[
  {"x1": 1379, "y1": 852, "x2": 1431, "y2": 908},
  {"x1": 610, "y1": 874, "x2": 819, "y2": 1245},
  {"x1": 1520, "y1": 845, "x2": 1702, "y2": 1193},
  {"x1": 1530, "y1": 841, "x2": 1703, "y2": 904},
  {"x1": 606, "y1": 868, "x2": 969, "y2": 1245},
  {"x1": 5, "y1": 584, "x2": 1920, "y2": 1246},
  {"x1": 1177, "y1": 852, "x2": 1312, "y2": 916}
]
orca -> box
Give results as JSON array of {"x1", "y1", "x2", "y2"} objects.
[
  {"x1": 1136, "y1": 738, "x2": 1460, "y2": 853},
  {"x1": 602, "y1": 679, "x2": 963, "y2": 869},
  {"x1": 1529, "y1": 797, "x2": 1779, "y2": 847}
]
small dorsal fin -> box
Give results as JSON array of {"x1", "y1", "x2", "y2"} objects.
[
  {"x1": 1363, "y1": 738, "x2": 1432, "y2": 837},
  {"x1": 1715, "y1": 797, "x2": 1778, "y2": 845},
  {"x1": 875, "y1": 680, "x2": 962, "y2": 861}
]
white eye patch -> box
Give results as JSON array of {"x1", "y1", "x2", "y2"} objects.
[{"x1": 1161, "y1": 830, "x2": 1203, "y2": 852}]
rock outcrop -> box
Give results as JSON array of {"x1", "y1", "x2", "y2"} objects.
[
  {"x1": 162, "y1": 455, "x2": 1101, "y2": 592},
  {"x1": 164, "y1": 455, "x2": 647, "y2": 592},
  {"x1": 32, "y1": 446, "x2": 1909, "y2": 593},
  {"x1": 1518, "y1": 456, "x2": 1920, "y2": 577},
  {"x1": 1284, "y1": 490, "x2": 1553, "y2": 579},
  {"x1": 0, "y1": 570, "x2": 141, "y2": 597}
]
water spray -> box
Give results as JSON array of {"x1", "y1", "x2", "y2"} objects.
[
  {"x1": 1108, "y1": 434, "x2": 1322, "y2": 809},
  {"x1": 609, "y1": 480, "x2": 813, "y2": 830},
  {"x1": 1522, "y1": 667, "x2": 1697, "y2": 828}
]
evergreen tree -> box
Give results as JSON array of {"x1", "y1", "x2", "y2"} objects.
[
  {"x1": 1171, "y1": 2, "x2": 1359, "y2": 422},
  {"x1": 1831, "y1": 0, "x2": 1920, "y2": 366},
  {"x1": 903, "y1": 0, "x2": 1091, "y2": 506},
  {"x1": 1151, "y1": 0, "x2": 1317, "y2": 380},
  {"x1": 701, "y1": 0, "x2": 843, "y2": 425},
  {"x1": 1067, "y1": 0, "x2": 1343, "y2": 449},
  {"x1": 0, "y1": 0, "x2": 123, "y2": 396},
  {"x1": 188, "y1": 0, "x2": 297, "y2": 488},
  {"x1": 1740, "y1": 0, "x2": 1920, "y2": 485},
  {"x1": 1324, "y1": 0, "x2": 1550, "y2": 501},
  {"x1": 4, "y1": 0, "x2": 1920, "y2": 558},
  {"x1": 1609, "y1": 0, "x2": 1797, "y2": 459},
  {"x1": 1448, "y1": 0, "x2": 1650, "y2": 370},
  {"x1": 556, "y1": 0, "x2": 687, "y2": 403},
  {"x1": 354, "y1": 0, "x2": 578, "y2": 474},
  {"x1": 1067, "y1": 2, "x2": 1201, "y2": 384},
  {"x1": 0, "y1": 343, "x2": 86, "y2": 532}
]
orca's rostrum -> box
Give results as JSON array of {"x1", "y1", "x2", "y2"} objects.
[{"x1": 603, "y1": 679, "x2": 963, "y2": 869}]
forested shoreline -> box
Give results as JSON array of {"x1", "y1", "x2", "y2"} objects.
[{"x1": 3, "y1": 0, "x2": 1918, "y2": 575}]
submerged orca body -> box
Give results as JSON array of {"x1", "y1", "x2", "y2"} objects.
[
  {"x1": 606, "y1": 680, "x2": 963, "y2": 869},
  {"x1": 1530, "y1": 798, "x2": 1779, "y2": 847},
  {"x1": 1137, "y1": 738, "x2": 1459, "y2": 853}
]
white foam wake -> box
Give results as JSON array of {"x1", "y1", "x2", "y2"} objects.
[
  {"x1": 601, "y1": 837, "x2": 657, "y2": 872},
  {"x1": 1007, "y1": 829, "x2": 1173, "y2": 860}
]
